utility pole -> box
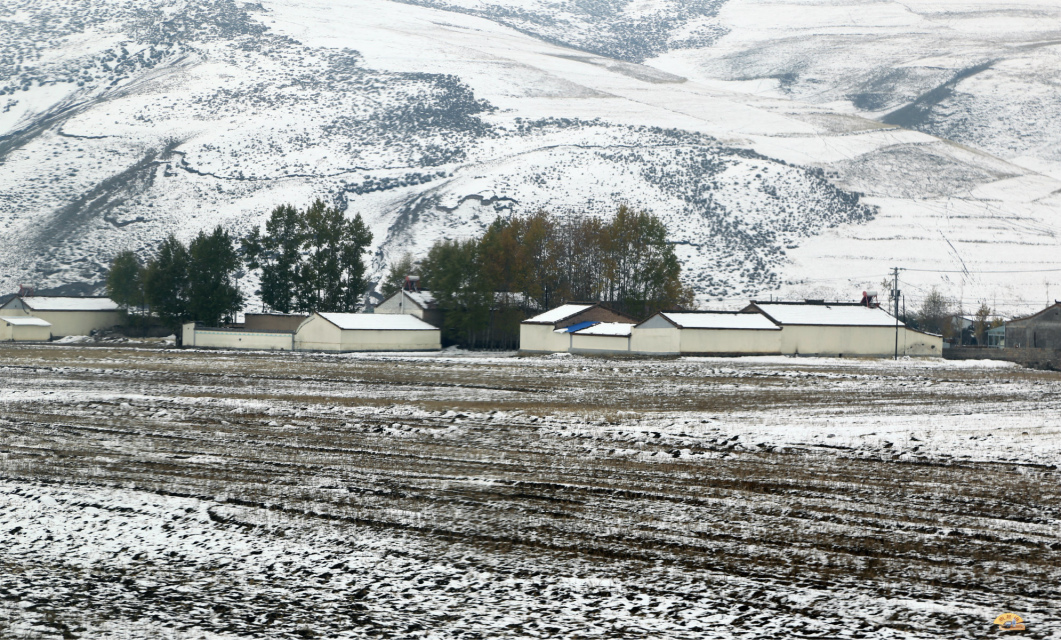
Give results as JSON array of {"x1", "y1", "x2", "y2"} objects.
[{"x1": 892, "y1": 267, "x2": 901, "y2": 360}]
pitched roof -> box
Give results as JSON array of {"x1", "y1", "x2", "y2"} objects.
[
  {"x1": 650, "y1": 311, "x2": 780, "y2": 331},
  {"x1": 574, "y1": 322, "x2": 634, "y2": 337},
  {"x1": 8, "y1": 296, "x2": 120, "y2": 312},
  {"x1": 317, "y1": 313, "x2": 438, "y2": 331},
  {"x1": 0, "y1": 316, "x2": 52, "y2": 327},
  {"x1": 555, "y1": 321, "x2": 599, "y2": 334},
  {"x1": 750, "y1": 302, "x2": 902, "y2": 327},
  {"x1": 401, "y1": 290, "x2": 438, "y2": 309},
  {"x1": 523, "y1": 304, "x2": 595, "y2": 325},
  {"x1": 1006, "y1": 302, "x2": 1061, "y2": 326}
]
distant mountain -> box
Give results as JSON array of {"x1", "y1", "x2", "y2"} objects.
[{"x1": 1, "y1": 0, "x2": 1058, "y2": 315}]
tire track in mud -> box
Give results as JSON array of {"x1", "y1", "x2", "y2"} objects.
[{"x1": 1, "y1": 345, "x2": 1060, "y2": 638}]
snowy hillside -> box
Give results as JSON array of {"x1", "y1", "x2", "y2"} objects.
[{"x1": 1, "y1": 0, "x2": 1059, "y2": 314}]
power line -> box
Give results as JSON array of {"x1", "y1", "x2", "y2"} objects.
[{"x1": 901, "y1": 267, "x2": 1061, "y2": 274}]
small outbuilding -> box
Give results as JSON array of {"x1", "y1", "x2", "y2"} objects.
[
  {"x1": 0, "y1": 296, "x2": 122, "y2": 337},
  {"x1": 294, "y1": 313, "x2": 441, "y2": 352},
  {"x1": 519, "y1": 303, "x2": 635, "y2": 354},
  {"x1": 570, "y1": 322, "x2": 635, "y2": 354},
  {"x1": 632, "y1": 311, "x2": 782, "y2": 356},
  {"x1": 0, "y1": 316, "x2": 52, "y2": 342}
]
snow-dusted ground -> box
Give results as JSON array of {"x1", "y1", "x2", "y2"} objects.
[
  {"x1": 1, "y1": 344, "x2": 1059, "y2": 638},
  {"x1": 1, "y1": 0, "x2": 1060, "y2": 314}
]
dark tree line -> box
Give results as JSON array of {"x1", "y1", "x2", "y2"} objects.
[
  {"x1": 106, "y1": 226, "x2": 244, "y2": 331},
  {"x1": 242, "y1": 199, "x2": 373, "y2": 314},
  {"x1": 397, "y1": 206, "x2": 694, "y2": 347},
  {"x1": 106, "y1": 199, "x2": 373, "y2": 335}
]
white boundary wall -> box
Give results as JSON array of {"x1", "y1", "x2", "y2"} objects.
[{"x1": 183, "y1": 324, "x2": 294, "y2": 350}]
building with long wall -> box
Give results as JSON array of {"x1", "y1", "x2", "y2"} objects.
[
  {"x1": 518, "y1": 300, "x2": 943, "y2": 358},
  {"x1": 0, "y1": 296, "x2": 122, "y2": 338}
]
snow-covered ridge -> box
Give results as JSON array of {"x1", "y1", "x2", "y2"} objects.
[{"x1": 0, "y1": 0, "x2": 1058, "y2": 316}]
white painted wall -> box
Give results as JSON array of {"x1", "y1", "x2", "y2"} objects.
[
  {"x1": 294, "y1": 315, "x2": 344, "y2": 351},
  {"x1": 679, "y1": 328, "x2": 782, "y2": 355},
  {"x1": 519, "y1": 324, "x2": 571, "y2": 353},
  {"x1": 779, "y1": 325, "x2": 941, "y2": 357},
  {"x1": 184, "y1": 325, "x2": 294, "y2": 350},
  {"x1": 294, "y1": 314, "x2": 441, "y2": 352},
  {"x1": 0, "y1": 299, "x2": 121, "y2": 337},
  {"x1": 339, "y1": 329, "x2": 441, "y2": 351},
  {"x1": 630, "y1": 327, "x2": 680, "y2": 355},
  {"x1": 571, "y1": 333, "x2": 630, "y2": 354},
  {"x1": 901, "y1": 328, "x2": 943, "y2": 356},
  {"x1": 0, "y1": 320, "x2": 51, "y2": 342},
  {"x1": 375, "y1": 291, "x2": 426, "y2": 319}
]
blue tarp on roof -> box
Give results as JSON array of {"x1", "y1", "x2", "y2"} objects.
[{"x1": 561, "y1": 321, "x2": 599, "y2": 333}]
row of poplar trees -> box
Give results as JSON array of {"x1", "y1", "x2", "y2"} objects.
[
  {"x1": 106, "y1": 199, "x2": 373, "y2": 331},
  {"x1": 107, "y1": 227, "x2": 244, "y2": 330},
  {"x1": 382, "y1": 206, "x2": 694, "y2": 348}
]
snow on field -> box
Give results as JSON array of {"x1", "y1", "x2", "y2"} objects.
[{"x1": 1, "y1": 344, "x2": 1060, "y2": 638}]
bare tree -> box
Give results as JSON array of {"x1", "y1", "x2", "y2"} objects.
[{"x1": 916, "y1": 287, "x2": 954, "y2": 337}]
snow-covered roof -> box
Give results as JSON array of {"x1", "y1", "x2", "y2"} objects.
[
  {"x1": 0, "y1": 316, "x2": 52, "y2": 327},
  {"x1": 318, "y1": 313, "x2": 438, "y2": 331},
  {"x1": 752, "y1": 303, "x2": 902, "y2": 327},
  {"x1": 574, "y1": 322, "x2": 634, "y2": 337},
  {"x1": 404, "y1": 290, "x2": 437, "y2": 308},
  {"x1": 523, "y1": 304, "x2": 594, "y2": 325},
  {"x1": 555, "y1": 321, "x2": 598, "y2": 334},
  {"x1": 11, "y1": 296, "x2": 120, "y2": 312},
  {"x1": 658, "y1": 312, "x2": 779, "y2": 331}
]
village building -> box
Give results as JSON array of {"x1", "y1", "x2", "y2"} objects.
[
  {"x1": 182, "y1": 323, "x2": 295, "y2": 351},
  {"x1": 570, "y1": 322, "x2": 635, "y2": 355},
  {"x1": 0, "y1": 316, "x2": 52, "y2": 342},
  {"x1": 631, "y1": 311, "x2": 782, "y2": 356},
  {"x1": 0, "y1": 296, "x2": 122, "y2": 337},
  {"x1": 1005, "y1": 302, "x2": 1061, "y2": 350},
  {"x1": 375, "y1": 289, "x2": 442, "y2": 327},
  {"x1": 294, "y1": 312, "x2": 441, "y2": 352},
  {"x1": 519, "y1": 303, "x2": 635, "y2": 354},
  {"x1": 743, "y1": 301, "x2": 942, "y2": 357}
]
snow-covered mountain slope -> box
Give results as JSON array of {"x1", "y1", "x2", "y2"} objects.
[{"x1": 1, "y1": 0, "x2": 1059, "y2": 315}]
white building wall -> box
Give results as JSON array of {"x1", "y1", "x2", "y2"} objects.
[
  {"x1": 901, "y1": 328, "x2": 943, "y2": 356},
  {"x1": 32, "y1": 310, "x2": 122, "y2": 337},
  {"x1": 0, "y1": 299, "x2": 121, "y2": 337},
  {"x1": 778, "y1": 325, "x2": 941, "y2": 357},
  {"x1": 293, "y1": 315, "x2": 344, "y2": 351},
  {"x1": 679, "y1": 329, "x2": 782, "y2": 355},
  {"x1": 293, "y1": 315, "x2": 440, "y2": 352},
  {"x1": 519, "y1": 324, "x2": 571, "y2": 353},
  {"x1": 375, "y1": 292, "x2": 426, "y2": 319},
  {"x1": 339, "y1": 329, "x2": 441, "y2": 352},
  {"x1": 0, "y1": 321, "x2": 52, "y2": 342},
  {"x1": 779, "y1": 325, "x2": 890, "y2": 356},
  {"x1": 570, "y1": 334, "x2": 630, "y2": 354},
  {"x1": 630, "y1": 327, "x2": 680, "y2": 355},
  {"x1": 182, "y1": 322, "x2": 196, "y2": 346},
  {"x1": 185, "y1": 327, "x2": 294, "y2": 350}
]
